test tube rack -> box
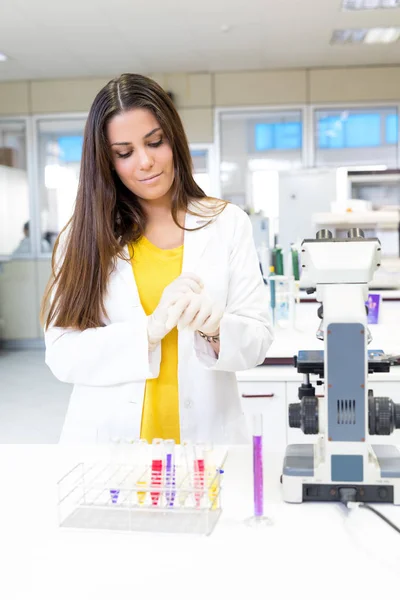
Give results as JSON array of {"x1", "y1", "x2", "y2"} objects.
[{"x1": 57, "y1": 447, "x2": 227, "y2": 536}]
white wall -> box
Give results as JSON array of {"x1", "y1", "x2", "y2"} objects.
[
  {"x1": 1, "y1": 65, "x2": 400, "y2": 342},
  {"x1": 2, "y1": 65, "x2": 400, "y2": 141}
]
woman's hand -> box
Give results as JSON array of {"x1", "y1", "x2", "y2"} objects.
[
  {"x1": 147, "y1": 273, "x2": 203, "y2": 349},
  {"x1": 176, "y1": 291, "x2": 223, "y2": 335}
]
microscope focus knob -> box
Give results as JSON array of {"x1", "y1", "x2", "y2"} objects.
[
  {"x1": 368, "y1": 397, "x2": 400, "y2": 436},
  {"x1": 289, "y1": 397, "x2": 319, "y2": 435},
  {"x1": 289, "y1": 404, "x2": 301, "y2": 429}
]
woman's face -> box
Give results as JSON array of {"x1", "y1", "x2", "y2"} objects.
[{"x1": 107, "y1": 108, "x2": 174, "y2": 203}]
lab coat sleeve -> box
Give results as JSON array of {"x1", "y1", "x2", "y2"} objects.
[
  {"x1": 194, "y1": 208, "x2": 273, "y2": 371},
  {"x1": 45, "y1": 317, "x2": 161, "y2": 386},
  {"x1": 44, "y1": 233, "x2": 160, "y2": 386}
]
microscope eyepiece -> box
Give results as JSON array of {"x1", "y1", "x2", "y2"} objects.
[
  {"x1": 316, "y1": 229, "x2": 333, "y2": 240},
  {"x1": 347, "y1": 228, "x2": 365, "y2": 239}
]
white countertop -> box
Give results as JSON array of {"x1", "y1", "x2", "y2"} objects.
[
  {"x1": 237, "y1": 364, "x2": 400, "y2": 382},
  {"x1": 3, "y1": 445, "x2": 400, "y2": 600},
  {"x1": 313, "y1": 210, "x2": 400, "y2": 226},
  {"x1": 259, "y1": 295, "x2": 400, "y2": 361},
  {"x1": 298, "y1": 288, "x2": 400, "y2": 300}
]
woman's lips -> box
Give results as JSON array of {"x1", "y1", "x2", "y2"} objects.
[{"x1": 140, "y1": 172, "x2": 162, "y2": 183}]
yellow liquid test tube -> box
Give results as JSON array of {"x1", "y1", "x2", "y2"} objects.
[
  {"x1": 136, "y1": 439, "x2": 149, "y2": 506},
  {"x1": 205, "y1": 447, "x2": 219, "y2": 510},
  {"x1": 137, "y1": 479, "x2": 147, "y2": 506}
]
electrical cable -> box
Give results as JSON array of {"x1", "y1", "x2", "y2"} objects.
[
  {"x1": 339, "y1": 487, "x2": 400, "y2": 536},
  {"x1": 359, "y1": 503, "x2": 400, "y2": 535}
]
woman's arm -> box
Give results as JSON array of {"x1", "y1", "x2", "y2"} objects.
[
  {"x1": 198, "y1": 329, "x2": 220, "y2": 357},
  {"x1": 45, "y1": 315, "x2": 161, "y2": 386},
  {"x1": 194, "y1": 208, "x2": 273, "y2": 371}
]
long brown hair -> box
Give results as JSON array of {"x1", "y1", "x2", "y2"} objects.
[{"x1": 41, "y1": 73, "x2": 225, "y2": 331}]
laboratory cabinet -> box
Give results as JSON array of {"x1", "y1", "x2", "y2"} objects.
[{"x1": 238, "y1": 380, "x2": 287, "y2": 451}]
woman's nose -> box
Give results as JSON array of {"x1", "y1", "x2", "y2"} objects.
[{"x1": 137, "y1": 148, "x2": 154, "y2": 170}]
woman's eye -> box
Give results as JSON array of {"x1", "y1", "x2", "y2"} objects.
[
  {"x1": 115, "y1": 138, "x2": 163, "y2": 158},
  {"x1": 148, "y1": 139, "x2": 163, "y2": 148}
]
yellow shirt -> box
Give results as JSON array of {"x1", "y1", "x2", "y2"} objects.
[{"x1": 130, "y1": 236, "x2": 183, "y2": 443}]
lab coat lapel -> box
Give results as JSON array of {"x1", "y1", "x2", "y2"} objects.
[
  {"x1": 182, "y1": 208, "x2": 213, "y2": 273},
  {"x1": 113, "y1": 247, "x2": 141, "y2": 307},
  {"x1": 179, "y1": 208, "x2": 213, "y2": 416}
]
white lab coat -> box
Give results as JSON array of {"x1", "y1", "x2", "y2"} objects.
[{"x1": 45, "y1": 201, "x2": 273, "y2": 444}]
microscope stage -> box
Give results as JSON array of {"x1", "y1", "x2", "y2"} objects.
[{"x1": 295, "y1": 349, "x2": 390, "y2": 377}]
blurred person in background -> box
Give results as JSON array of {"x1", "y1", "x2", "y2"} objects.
[{"x1": 13, "y1": 221, "x2": 51, "y2": 256}]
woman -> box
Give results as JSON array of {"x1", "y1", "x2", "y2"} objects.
[{"x1": 41, "y1": 73, "x2": 273, "y2": 444}]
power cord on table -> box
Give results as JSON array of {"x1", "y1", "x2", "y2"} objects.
[{"x1": 339, "y1": 488, "x2": 400, "y2": 535}]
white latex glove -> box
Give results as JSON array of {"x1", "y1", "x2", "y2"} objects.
[
  {"x1": 147, "y1": 273, "x2": 203, "y2": 349},
  {"x1": 177, "y1": 291, "x2": 223, "y2": 335}
]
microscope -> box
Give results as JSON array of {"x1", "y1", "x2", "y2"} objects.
[{"x1": 282, "y1": 228, "x2": 400, "y2": 504}]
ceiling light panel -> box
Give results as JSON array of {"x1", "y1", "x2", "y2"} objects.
[
  {"x1": 342, "y1": 0, "x2": 400, "y2": 9},
  {"x1": 331, "y1": 27, "x2": 400, "y2": 43}
]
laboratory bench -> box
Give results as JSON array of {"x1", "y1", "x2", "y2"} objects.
[{"x1": 2, "y1": 444, "x2": 399, "y2": 599}]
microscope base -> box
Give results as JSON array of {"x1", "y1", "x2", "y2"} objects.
[{"x1": 281, "y1": 443, "x2": 400, "y2": 504}]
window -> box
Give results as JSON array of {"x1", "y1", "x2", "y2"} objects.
[
  {"x1": 386, "y1": 114, "x2": 398, "y2": 145},
  {"x1": 190, "y1": 147, "x2": 214, "y2": 196},
  {"x1": 255, "y1": 121, "x2": 302, "y2": 151},
  {"x1": 314, "y1": 107, "x2": 398, "y2": 167},
  {"x1": 37, "y1": 119, "x2": 86, "y2": 252},
  {"x1": 219, "y1": 109, "x2": 303, "y2": 214},
  {"x1": 0, "y1": 120, "x2": 29, "y2": 257},
  {"x1": 318, "y1": 113, "x2": 381, "y2": 148}
]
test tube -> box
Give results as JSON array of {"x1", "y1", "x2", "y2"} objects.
[
  {"x1": 107, "y1": 417, "x2": 121, "y2": 504},
  {"x1": 253, "y1": 415, "x2": 263, "y2": 517},
  {"x1": 178, "y1": 440, "x2": 193, "y2": 507},
  {"x1": 150, "y1": 438, "x2": 164, "y2": 507},
  {"x1": 245, "y1": 414, "x2": 273, "y2": 527},
  {"x1": 194, "y1": 443, "x2": 206, "y2": 508},
  {"x1": 164, "y1": 439, "x2": 176, "y2": 508},
  {"x1": 204, "y1": 446, "x2": 220, "y2": 511},
  {"x1": 136, "y1": 439, "x2": 149, "y2": 506}
]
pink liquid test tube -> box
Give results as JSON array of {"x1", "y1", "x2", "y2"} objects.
[
  {"x1": 151, "y1": 438, "x2": 164, "y2": 506},
  {"x1": 194, "y1": 444, "x2": 206, "y2": 508}
]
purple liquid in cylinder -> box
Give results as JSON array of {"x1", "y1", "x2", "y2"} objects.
[{"x1": 253, "y1": 435, "x2": 263, "y2": 517}]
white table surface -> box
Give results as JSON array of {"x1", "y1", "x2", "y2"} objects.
[
  {"x1": 2, "y1": 445, "x2": 400, "y2": 600},
  {"x1": 265, "y1": 323, "x2": 400, "y2": 360},
  {"x1": 237, "y1": 364, "x2": 400, "y2": 382}
]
